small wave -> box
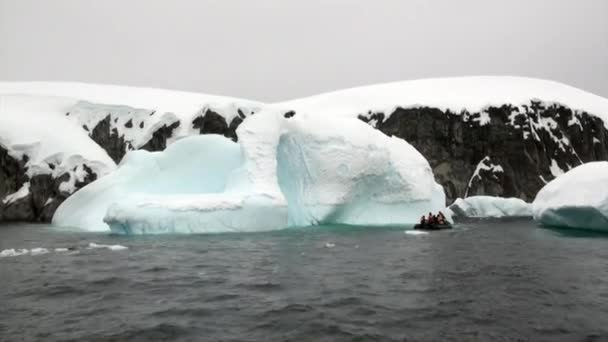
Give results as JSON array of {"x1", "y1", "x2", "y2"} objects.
[
  {"x1": 0, "y1": 248, "x2": 30, "y2": 258},
  {"x1": 87, "y1": 242, "x2": 128, "y2": 251},
  {"x1": 405, "y1": 230, "x2": 428, "y2": 236},
  {"x1": 325, "y1": 242, "x2": 336, "y2": 248},
  {"x1": 30, "y1": 248, "x2": 49, "y2": 255},
  {"x1": 1, "y1": 243, "x2": 125, "y2": 258}
]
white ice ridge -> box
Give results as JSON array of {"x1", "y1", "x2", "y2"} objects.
[
  {"x1": 54, "y1": 110, "x2": 446, "y2": 234},
  {"x1": 448, "y1": 196, "x2": 532, "y2": 218},
  {"x1": 0, "y1": 95, "x2": 116, "y2": 182},
  {"x1": 532, "y1": 162, "x2": 608, "y2": 231},
  {"x1": 0, "y1": 81, "x2": 262, "y2": 122},
  {"x1": 275, "y1": 76, "x2": 608, "y2": 127}
]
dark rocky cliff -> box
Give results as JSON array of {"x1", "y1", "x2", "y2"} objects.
[
  {"x1": 359, "y1": 101, "x2": 608, "y2": 203},
  {"x1": 0, "y1": 145, "x2": 97, "y2": 222}
]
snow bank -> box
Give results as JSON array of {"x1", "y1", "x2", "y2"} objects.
[
  {"x1": 0, "y1": 95, "x2": 116, "y2": 186},
  {"x1": 533, "y1": 162, "x2": 608, "y2": 231},
  {"x1": 449, "y1": 196, "x2": 532, "y2": 218},
  {"x1": 0, "y1": 81, "x2": 262, "y2": 122},
  {"x1": 276, "y1": 76, "x2": 608, "y2": 127},
  {"x1": 55, "y1": 109, "x2": 445, "y2": 234}
]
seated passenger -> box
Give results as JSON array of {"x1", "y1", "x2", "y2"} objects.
[
  {"x1": 427, "y1": 212, "x2": 435, "y2": 225},
  {"x1": 420, "y1": 216, "x2": 426, "y2": 225},
  {"x1": 437, "y1": 211, "x2": 446, "y2": 224}
]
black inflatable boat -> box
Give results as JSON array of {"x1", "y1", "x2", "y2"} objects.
[{"x1": 414, "y1": 223, "x2": 453, "y2": 231}]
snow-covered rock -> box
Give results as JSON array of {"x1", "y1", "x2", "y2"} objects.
[
  {"x1": 276, "y1": 77, "x2": 608, "y2": 204},
  {"x1": 0, "y1": 82, "x2": 260, "y2": 221},
  {"x1": 276, "y1": 76, "x2": 608, "y2": 126},
  {"x1": 2, "y1": 77, "x2": 608, "y2": 224},
  {"x1": 532, "y1": 162, "x2": 608, "y2": 231},
  {"x1": 55, "y1": 110, "x2": 445, "y2": 234},
  {"x1": 448, "y1": 196, "x2": 532, "y2": 218}
]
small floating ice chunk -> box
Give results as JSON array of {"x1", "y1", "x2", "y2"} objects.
[
  {"x1": 54, "y1": 248, "x2": 69, "y2": 252},
  {"x1": 325, "y1": 242, "x2": 336, "y2": 248},
  {"x1": 87, "y1": 242, "x2": 128, "y2": 251},
  {"x1": 30, "y1": 247, "x2": 50, "y2": 255},
  {"x1": 405, "y1": 230, "x2": 429, "y2": 236},
  {"x1": 0, "y1": 248, "x2": 29, "y2": 257}
]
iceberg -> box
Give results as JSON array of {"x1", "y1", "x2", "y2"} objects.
[
  {"x1": 448, "y1": 196, "x2": 532, "y2": 218},
  {"x1": 532, "y1": 162, "x2": 608, "y2": 231},
  {"x1": 54, "y1": 109, "x2": 446, "y2": 234}
]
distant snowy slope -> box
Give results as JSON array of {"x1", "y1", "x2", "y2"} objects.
[
  {"x1": 0, "y1": 82, "x2": 262, "y2": 162},
  {"x1": 0, "y1": 81, "x2": 262, "y2": 122},
  {"x1": 276, "y1": 76, "x2": 608, "y2": 126}
]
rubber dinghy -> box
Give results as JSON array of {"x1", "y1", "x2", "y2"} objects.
[{"x1": 413, "y1": 223, "x2": 453, "y2": 231}]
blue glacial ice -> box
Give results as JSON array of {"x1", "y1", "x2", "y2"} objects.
[
  {"x1": 53, "y1": 110, "x2": 446, "y2": 234},
  {"x1": 533, "y1": 161, "x2": 608, "y2": 231},
  {"x1": 448, "y1": 196, "x2": 532, "y2": 218}
]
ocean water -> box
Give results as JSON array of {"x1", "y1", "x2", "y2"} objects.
[{"x1": 1, "y1": 220, "x2": 607, "y2": 342}]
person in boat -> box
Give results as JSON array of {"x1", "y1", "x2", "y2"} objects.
[
  {"x1": 427, "y1": 212, "x2": 435, "y2": 225},
  {"x1": 420, "y1": 216, "x2": 427, "y2": 226},
  {"x1": 437, "y1": 211, "x2": 446, "y2": 225}
]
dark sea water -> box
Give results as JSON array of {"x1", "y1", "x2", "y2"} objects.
[{"x1": 1, "y1": 220, "x2": 608, "y2": 342}]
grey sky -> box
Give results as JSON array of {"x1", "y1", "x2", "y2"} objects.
[{"x1": 1, "y1": 0, "x2": 607, "y2": 102}]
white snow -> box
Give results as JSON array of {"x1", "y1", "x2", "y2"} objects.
[
  {"x1": 449, "y1": 196, "x2": 532, "y2": 218},
  {"x1": 275, "y1": 76, "x2": 608, "y2": 127},
  {"x1": 0, "y1": 95, "x2": 117, "y2": 184},
  {"x1": 55, "y1": 110, "x2": 445, "y2": 234},
  {"x1": 549, "y1": 159, "x2": 565, "y2": 178},
  {"x1": 0, "y1": 81, "x2": 262, "y2": 122},
  {"x1": 533, "y1": 161, "x2": 608, "y2": 231},
  {"x1": 2, "y1": 182, "x2": 30, "y2": 204},
  {"x1": 465, "y1": 157, "x2": 504, "y2": 197}
]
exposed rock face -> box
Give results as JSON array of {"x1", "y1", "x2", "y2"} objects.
[
  {"x1": 0, "y1": 144, "x2": 86, "y2": 222},
  {"x1": 192, "y1": 109, "x2": 246, "y2": 142},
  {"x1": 0, "y1": 146, "x2": 28, "y2": 202},
  {"x1": 359, "y1": 102, "x2": 608, "y2": 204},
  {"x1": 89, "y1": 115, "x2": 128, "y2": 163},
  {"x1": 139, "y1": 121, "x2": 180, "y2": 152}
]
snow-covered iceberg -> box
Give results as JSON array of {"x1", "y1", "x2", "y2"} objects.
[
  {"x1": 54, "y1": 109, "x2": 446, "y2": 234},
  {"x1": 448, "y1": 196, "x2": 532, "y2": 218},
  {"x1": 532, "y1": 162, "x2": 608, "y2": 231}
]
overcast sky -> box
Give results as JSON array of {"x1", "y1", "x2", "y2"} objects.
[{"x1": 1, "y1": 0, "x2": 607, "y2": 102}]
